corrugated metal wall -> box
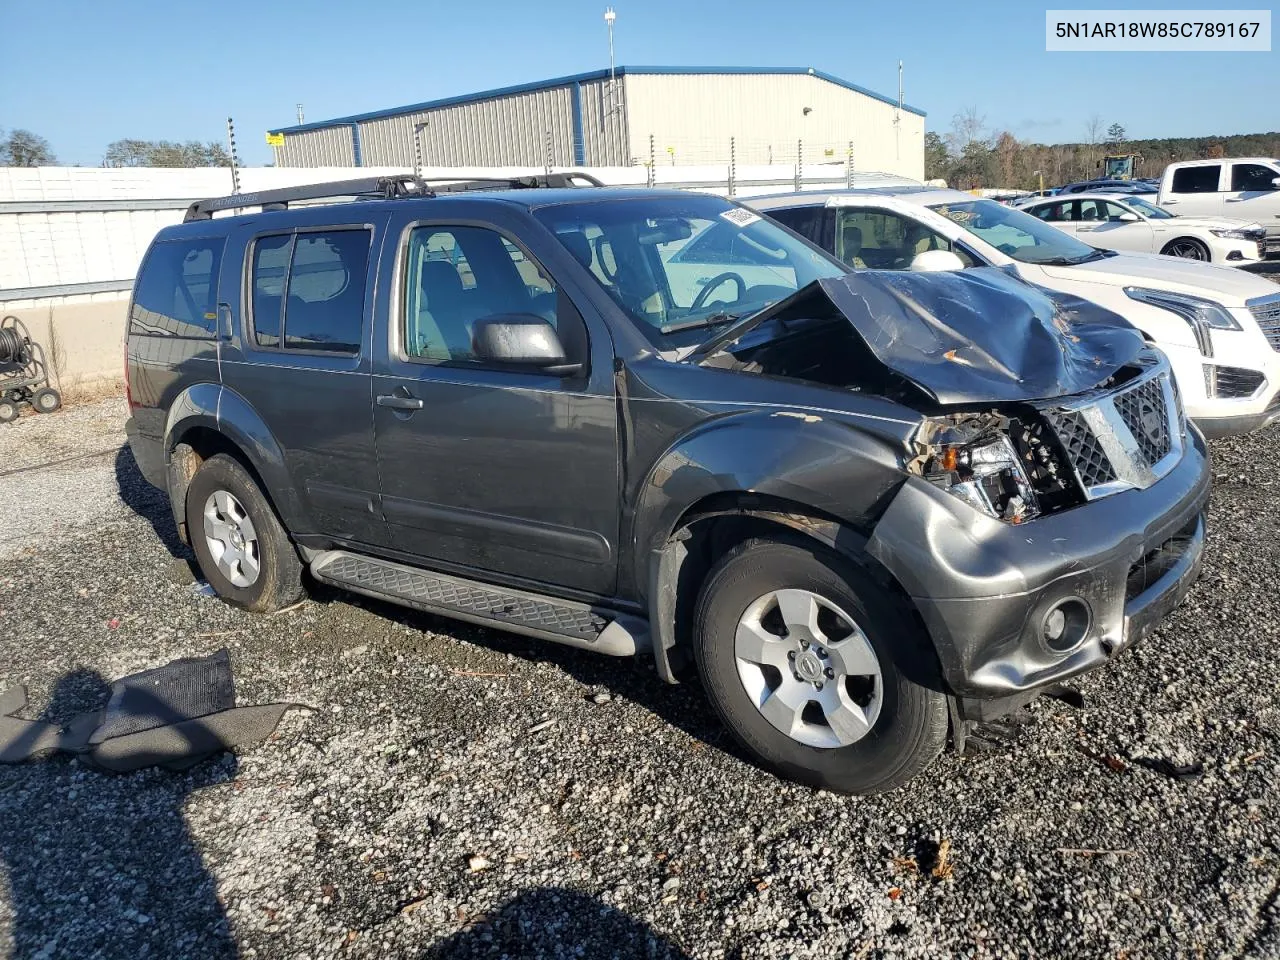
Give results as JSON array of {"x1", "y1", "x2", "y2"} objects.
[
  {"x1": 275, "y1": 126, "x2": 356, "y2": 167},
  {"x1": 357, "y1": 85, "x2": 580, "y2": 168},
  {"x1": 578, "y1": 77, "x2": 630, "y2": 166},
  {"x1": 623, "y1": 73, "x2": 926, "y2": 180}
]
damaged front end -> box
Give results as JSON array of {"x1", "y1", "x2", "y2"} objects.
[{"x1": 698, "y1": 267, "x2": 1210, "y2": 713}]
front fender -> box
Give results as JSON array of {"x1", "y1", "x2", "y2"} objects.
[
  {"x1": 632, "y1": 409, "x2": 909, "y2": 578},
  {"x1": 163, "y1": 384, "x2": 310, "y2": 537}
]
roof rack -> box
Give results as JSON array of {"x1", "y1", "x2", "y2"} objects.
[{"x1": 183, "y1": 171, "x2": 606, "y2": 222}]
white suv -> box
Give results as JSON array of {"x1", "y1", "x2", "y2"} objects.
[{"x1": 748, "y1": 187, "x2": 1280, "y2": 438}]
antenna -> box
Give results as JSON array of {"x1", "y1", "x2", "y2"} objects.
[
  {"x1": 604, "y1": 7, "x2": 618, "y2": 111},
  {"x1": 895, "y1": 60, "x2": 903, "y2": 162},
  {"x1": 296, "y1": 103, "x2": 305, "y2": 125}
]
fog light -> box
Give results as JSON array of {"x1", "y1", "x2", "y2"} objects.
[{"x1": 1041, "y1": 598, "x2": 1091, "y2": 653}]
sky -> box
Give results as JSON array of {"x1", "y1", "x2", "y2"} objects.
[{"x1": 1, "y1": 0, "x2": 1275, "y2": 167}]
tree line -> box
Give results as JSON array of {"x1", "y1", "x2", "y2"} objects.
[
  {"x1": 0, "y1": 129, "x2": 230, "y2": 168},
  {"x1": 927, "y1": 108, "x2": 1280, "y2": 190}
]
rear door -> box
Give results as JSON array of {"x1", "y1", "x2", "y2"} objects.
[
  {"x1": 370, "y1": 208, "x2": 620, "y2": 598},
  {"x1": 1027, "y1": 199, "x2": 1081, "y2": 241},
  {"x1": 1164, "y1": 163, "x2": 1225, "y2": 217},
  {"x1": 219, "y1": 212, "x2": 391, "y2": 548}
]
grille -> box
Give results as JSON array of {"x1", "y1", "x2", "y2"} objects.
[
  {"x1": 1113, "y1": 376, "x2": 1172, "y2": 464},
  {"x1": 1250, "y1": 297, "x2": 1280, "y2": 351},
  {"x1": 1045, "y1": 409, "x2": 1117, "y2": 487},
  {"x1": 1211, "y1": 365, "x2": 1266, "y2": 399}
]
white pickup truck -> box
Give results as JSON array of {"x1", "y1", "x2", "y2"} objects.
[{"x1": 1158, "y1": 158, "x2": 1280, "y2": 256}]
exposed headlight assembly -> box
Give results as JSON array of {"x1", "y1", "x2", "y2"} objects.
[
  {"x1": 921, "y1": 421, "x2": 1040, "y2": 524},
  {"x1": 1210, "y1": 226, "x2": 1264, "y2": 240},
  {"x1": 1124, "y1": 287, "x2": 1240, "y2": 357}
]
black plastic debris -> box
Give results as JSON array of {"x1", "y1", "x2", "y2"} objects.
[
  {"x1": 1132, "y1": 756, "x2": 1205, "y2": 781},
  {"x1": 0, "y1": 649, "x2": 299, "y2": 772}
]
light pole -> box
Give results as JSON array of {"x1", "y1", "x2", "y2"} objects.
[{"x1": 604, "y1": 7, "x2": 617, "y2": 111}]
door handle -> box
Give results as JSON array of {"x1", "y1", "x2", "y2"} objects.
[
  {"x1": 1226, "y1": 197, "x2": 1245, "y2": 202},
  {"x1": 377, "y1": 393, "x2": 424, "y2": 410}
]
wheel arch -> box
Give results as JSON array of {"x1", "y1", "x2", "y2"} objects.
[
  {"x1": 646, "y1": 491, "x2": 922, "y2": 684},
  {"x1": 1160, "y1": 235, "x2": 1210, "y2": 259},
  {"x1": 163, "y1": 384, "x2": 308, "y2": 545}
]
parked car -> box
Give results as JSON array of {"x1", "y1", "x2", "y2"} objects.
[
  {"x1": 749, "y1": 187, "x2": 1280, "y2": 438},
  {"x1": 1056, "y1": 179, "x2": 1158, "y2": 197},
  {"x1": 1019, "y1": 192, "x2": 1267, "y2": 266},
  {"x1": 1158, "y1": 159, "x2": 1280, "y2": 256},
  {"x1": 126, "y1": 175, "x2": 1209, "y2": 794}
]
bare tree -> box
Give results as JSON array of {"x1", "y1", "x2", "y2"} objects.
[
  {"x1": 1084, "y1": 114, "x2": 1103, "y2": 172},
  {"x1": 947, "y1": 106, "x2": 991, "y2": 155},
  {"x1": 0, "y1": 129, "x2": 56, "y2": 166},
  {"x1": 103, "y1": 139, "x2": 229, "y2": 168}
]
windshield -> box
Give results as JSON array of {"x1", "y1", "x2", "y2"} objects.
[
  {"x1": 1125, "y1": 196, "x2": 1175, "y2": 219},
  {"x1": 533, "y1": 195, "x2": 847, "y2": 350},
  {"x1": 928, "y1": 198, "x2": 1106, "y2": 265}
]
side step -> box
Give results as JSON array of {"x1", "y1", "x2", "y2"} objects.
[{"x1": 309, "y1": 550, "x2": 648, "y2": 657}]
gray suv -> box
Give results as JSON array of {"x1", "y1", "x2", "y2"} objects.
[{"x1": 125, "y1": 175, "x2": 1210, "y2": 793}]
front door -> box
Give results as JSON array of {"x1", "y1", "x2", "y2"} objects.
[
  {"x1": 371, "y1": 218, "x2": 620, "y2": 598},
  {"x1": 1077, "y1": 199, "x2": 1154, "y2": 254}
]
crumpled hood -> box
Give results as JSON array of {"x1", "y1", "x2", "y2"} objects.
[{"x1": 698, "y1": 266, "x2": 1147, "y2": 406}]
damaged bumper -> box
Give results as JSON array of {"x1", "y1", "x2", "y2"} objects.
[{"x1": 867, "y1": 428, "x2": 1210, "y2": 713}]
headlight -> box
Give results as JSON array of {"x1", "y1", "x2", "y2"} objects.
[
  {"x1": 1124, "y1": 287, "x2": 1240, "y2": 357},
  {"x1": 923, "y1": 430, "x2": 1039, "y2": 523},
  {"x1": 1210, "y1": 226, "x2": 1264, "y2": 240}
]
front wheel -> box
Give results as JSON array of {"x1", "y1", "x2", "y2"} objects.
[
  {"x1": 185, "y1": 453, "x2": 304, "y2": 612},
  {"x1": 0, "y1": 398, "x2": 17, "y2": 424},
  {"x1": 693, "y1": 537, "x2": 948, "y2": 794},
  {"x1": 1162, "y1": 237, "x2": 1209, "y2": 261}
]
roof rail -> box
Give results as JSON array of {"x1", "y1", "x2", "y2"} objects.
[{"x1": 183, "y1": 171, "x2": 606, "y2": 222}]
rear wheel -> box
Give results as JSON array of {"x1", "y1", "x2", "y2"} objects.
[
  {"x1": 693, "y1": 537, "x2": 948, "y2": 794},
  {"x1": 31, "y1": 387, "x2": 61, "y2": 414},
  {"x1": 1162, "y1": 237, "x2": 1209, "y2": 261},
  {"x1": 185, "y1": 453, "x2": 304, "y2": 612},
  {"x1": 0, "y1": 398, "x2": 17, "y2": 424}
]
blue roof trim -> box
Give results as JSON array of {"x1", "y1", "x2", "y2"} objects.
[{"x1": 268, "y1": 65, "x2": 925, "y2": 135}]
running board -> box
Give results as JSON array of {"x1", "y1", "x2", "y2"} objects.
[{"x1": 309, "y1": 550, "x2": 648, "y2": 657}]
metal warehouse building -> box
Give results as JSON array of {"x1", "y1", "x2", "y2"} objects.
[{"x1": 268, "y1": 66, "x2": 926, "y2": 177}]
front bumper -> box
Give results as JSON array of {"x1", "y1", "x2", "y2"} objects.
[{"x1": 867, "y1": 428, "x2": 1210, "y2": 707}]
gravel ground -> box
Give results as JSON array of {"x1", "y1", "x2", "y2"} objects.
[{"x1": 1, "y1": 395, "x2": 1279, "y2": 960}]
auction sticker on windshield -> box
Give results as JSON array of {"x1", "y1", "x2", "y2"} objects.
[{"x1": 720, "y1": 208, "x2": 762, "y2": 227}]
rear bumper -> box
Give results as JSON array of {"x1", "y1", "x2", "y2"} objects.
[
  {"x1": 867, "y1": 428, "x2": 1210, "y2": 705},
  {"x1": 124, "y1": 416, "x2": 165, "y2": 489}
]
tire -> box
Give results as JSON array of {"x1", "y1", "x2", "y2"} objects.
[
  {"x1": 31, "y1": 387, "x2": 61, "y2": 414},
  {"x1": 0, "y1": 399, "x2": 17, "y2": 424},
  {"x1": 185, "y1": 453, "x2": 304, "y2": 612},
  {"x1": 693, "y1": 536, "x2": 948, "y2": 794},
  {"x1": 1162, "y1": 237, "x2": 1210, "y2": 261}
]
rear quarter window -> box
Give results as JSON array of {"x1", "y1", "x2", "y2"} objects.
[{"x1": 130, "y1": 237, "x2": 225, "y2": 338}]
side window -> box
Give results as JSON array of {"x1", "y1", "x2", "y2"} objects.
[
  {"x1": 836, "y1": 210, "x2": 958, "y2": 269},
  {"x1": 403, "y1": 225, "x2": 561, "y2": 364},
  {"x1": 1232, "y1": 163, "x2": 1279, "y2": 192},
  {"x1": 250, "y1": 230, "x2": 370, "y2": 354},
  {"x1": 767, "y1": 206, "x2": 824, "y2": 243},
  {"x1": 1032, "y1": 203, "x2": 1068, "y2": 222},
  {"x1": 1078, "y1": 199, "x2": 1109, "y2": 221},
  {"x1": 250, "y1": 234, "x2": 291, "y2": 348},
  {"x1": 130, "y1": 237, "x2": 225, "y2": 338},
  {"x1": 1102, "y1": 202, "x2": 1131, "y2": 221},
  {"x1": 283, "y1": 231, "x2": 370, "y2": 353},
  {"x1": 1171, "y1": 165, "x2": 1222, "y2": 194}
]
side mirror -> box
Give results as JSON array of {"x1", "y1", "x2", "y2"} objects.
[
  {"x1": 1116, "y1": 212, "x2": 1140, "y2": 222},
  {"x1": 909, "y1": 249, "x2": 966, "y2": 272},
  {"x1": 1271, "y1": 177, "x2": 1280, "y2": 190},
  {"x1": 472, "y1": 314, "x2": 582, "y2": 377}
]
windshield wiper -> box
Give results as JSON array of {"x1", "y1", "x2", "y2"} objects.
[
  {"x1": 659, "y1": 311, "x2": 741, "y2": 334},
  {"x1": 1028, "y1": 249, "x2": 1115, "y2": 266}
]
